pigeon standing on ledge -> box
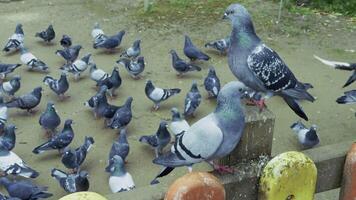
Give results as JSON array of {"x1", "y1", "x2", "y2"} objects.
[
  {"x1": 314, "y1": 55, "x2": 356, "y2": 88},
  {"x1": 224, "y1": 4, "x2": 314, "y2": 121}
]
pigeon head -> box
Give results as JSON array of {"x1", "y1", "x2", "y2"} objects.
[
  {"x1": 124, "y1": 96, "x2": 133, "y2": 107},
  {"x1": 311, "y1": 125, "x2": 318, "y2": 131},
  {"x1": 115, "y1": 30, "x2": 126, "y2": 40},
  {"x1": 63, "y1": 149, "x2": 75, "y2": 157},
  {"x1": 33, "y1": 87, "x2": 43, "y2": 94},
  {"x1": 64, "y1": 119, "x2": 73, "y2": 126},
  {"x1": 5, "y1": 124, "x2": 17, "y2": 132},
  {"x1": 48, "y1": 24, "x2": 53, "y2": 30},
  {"x1": 133, "y1": 39, "x2": 141, "y2": 48},
  {"x1": 15, "y1": 24, "x2": 24, "y2": 35},
  {"x1": 159, "y1": 121, "x2": 168, "y2": 129},
  {"x1": 184, "y1": 35, "x2": 193, "y2": 46},
  {"x1": 146, "y1": 80, "x2": 153, "y2": 88},
  {"x1": 79, "y1": 170, "x2": 89, "y2": 178},
  {"x1": 137, "y1": 56, "x2": 145, "y2": 65},
  {"x1": 171, "y1": 107, "x2": 181, "y2": 121},
  {"x1": 109, "y1": 155, "x2": 126, "y2": 175},
  {"x1": 190, "y1": 81, "x2": 199, "y2": 92},
  {"x1": 169, "y1": 49, "x2": 177, "y2": 55},
  {"x1": 94, "y1": 22, "x2": 100, "y2": 29},
  {"x1": 216, "y1": 81, "x2": 248, "y2": 111},
  {"x1": 208, "y1": 67, "x2": 216, "y2": 76},
  {"x1": 81, "y1": 54, "x2": 92, "y2": 64},
  {"x1": 223, "y1": 4, "x2": 250, "y2": 21},
  {"x1": 46, "y1": 101, "x2": 55, "y2": 110},
  {"x1": 116, "y1": 58, "x2": 130, "y2": 67},
  {"x1": 12, "y1": 75, "x2": 21, "y2": 81}
]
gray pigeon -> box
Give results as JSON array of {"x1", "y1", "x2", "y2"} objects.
[
  {"x1": 0, "y1": 75, "x2": 21, "y2": 98},
  {"x1": 51, "y1": 168, "x2": 89, "y2": 193},
  {"x1": 0, "y1": 150, "x2": 39, "y2": 178},
  {"x1": 224, "y1": 4, "x2": 314, "y2": 121},
  {"x1": 39, "y1": 102, "x2": 61, "y2": 136},
  {"x1": 183, "y1": 35, "x2": 210, "y2": 61},
  {"x1": 145, "y1": 80, "x2": 181, "y2": 110},
  {"x1": 61, "y1": 136, "x2": 94, "y2": 172},
  {"x1": 0, "y1": 98, "x2": 8, "y2": 132},
  {"x1": 290, "y1": 121, "x2": 319, "y2": 149},
  {"x1": 336, "y1": 90, "x2": 356, "y2": 104},
  {"x1": 93, "y1": 30, "x2": 125, "y2": 50},
  {"x1": 120, "y1": 39, "x2": 141, "y2": 59},
  {"x1": 169, "y1": 107, "x2": 190, "y2": 137},
  {"x1": 56, "y1": 45, "x2": 82, "y2": 64},
  {"x1": 314, "y1": 55, "x2": 356, "y2": 88},
  {"x1": 89, "y1": 63, "x2": 109, "y2": 84},
  {"x1": 152, "y1": 81, "x2": 247, "y2": 183},
  {"x1": 117, "y1": 57, "x2": 145, "y2": 79},
  {"x1": 107, "y1": 155, "x2": 135, "y2": 193},
  {"x1": 204, "y1": 36, "x2": 230, "y2": 55},
  {"x1": 105, "y1": 129, "x2": 129, "y2": 172},
  {"x1": 6, "y1": 87, "x2": 42, "y2": 113},
  {"x1": 139, "y1": 121, "x2": 171, "y2": 157},
  {"x1": 32, "y1": 119, "x2": 74, "y2": 154},
  {"x1": 0, "y1": 64, "x2": 21, "y2": 80},
  {"x1": 204, "y1": 67, "x2": 220, "y2": 98},
  {"x1": 107, "y1": 97, "x2": 133, "y2": 130},
  {"x1": 3, "y1": 24, "x2": 24, "y2": 53},
  {"x1": 43, "y1": 72, "x2": 70, "y2": 100},
  {"x1": 0, "y1": 124, "x2": 16, "y2": 152},
  {"x1": 97, "y1": 66, "x2": 122, "y2": 97},
  {"x1": 184, "y1": 81, "x2": 202, "y2": 117},
  {"x1": 0, "y1": 177, "x2": 52, "y2": 200},
  {"x1": 169, "y1": 50, "x2": 201, "y2": 76},
  {"x1": 19, "y1": 46, "x2": 48, "y2": 72},
  {"x1": 35, "y1": 25, "x2": 55, "y2": 43},
  {"x1": 60, "y1": 35, "x2": 72, "y2": 48},
  {"x1": 60, "y1": 53, "x2": 92, "y2": 80},
  {"x1": 91, "y1": 22, "x2": 107, "y2": 47}
]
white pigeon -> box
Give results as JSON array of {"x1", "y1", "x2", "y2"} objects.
[
  {"x1": 3, "y1": 24, "x2": 24, "y2": 53},
  {"x1": 108, "y1": 155, "x2": 135, "y2": 193},
  {"x1": 19, "y1": 46, "x2": 48, "y2": 71},
  {"x1": 169, "y1": 107, "x2": 190, "y2": 137},
  {"x1": 0, "y1": 150, "x2": 39, "y2": 178},
  {"x1": 91, "y1": 22, "x2": 107, "y2": 46}
]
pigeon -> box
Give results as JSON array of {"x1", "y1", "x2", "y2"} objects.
[
  {"x1": 314, "y1": 55, "x2": 356, "y2": 88},
  {"x1": 0, "y1": 124, "x2": 16, "y2": 152},
  {"x1": 6, "y1": 87, "x2": 42, "y2": 113},
  {"x1": 0, "y1": 177, "x2": 52, "y2": 199},
  {"x1": 60, "y1": 35, "x2": 72, "y2": 48},
  {"x1": 39, "y1": 102, "x2": 61, "y2": 136},
  {"x1": 93, "y1": 30, "x2": 125, "y2": 50},
  {"x1": 0, "y1": 75, "x2": 21, "y2": 98},
  {"x1": 83, "y1": 85, "x2": 107, "y2": 110},
  {"x1": 120, "y1": 39, "x2": 141, "y2": 59},
  {"x1": 105, "y1": 129, "x2": 129, "y2": 172},
  {"x1": 224, "y1": 4, "x2": 314, "y2": 121},
  {"x1": 19, "y1": 46, "x2": 48, "y2": 72},
  {"x1": 336, "y1": 90, "x2": 356, "y2": 104},
  {"x1": 91, "y1": 22, "x2": 107, "y2": 47},
  {"x1": 61, "y1": 136, "x2": 94, "y2": 172},
  {"x1": 139, "y1": 121, "x2": 171, "y2": 157},
  {"x1": 3, "y1": 24, "x2": 24, "y2": 53},
  {"x1": 204, "y1": 36, "x2": 230, "y2": 55},
  {"x1": 35, "y1": 25, "x2": 55, "y2": 43},
  {"x1": 0, "y1": 150, "x2": 39, "y2": 178},
  {"x1": 145, "y1": 80, "x2": 181, "y2": 110},
  {"x1": 107, "y1": 155, "x2": 135, "y2": 193},
  {"x1": 183, "y1": 35, "x2": 210, "y2": 61},
  {"x1": 152, "y1": 81, "x2": 247, "y2": 183},
  {"x1": 89, "y1": 63, "x2": 109, "y2": 83},
  {"x1": 204, "y1": 67, "x2": 221, "y2": 98},
  {"x1": 43, "y1": 72, "x2": 70, "y2": 100},
  {"x1": 169, "y1": 107, "x2": 190, "y2": 137},
  {"x1": 0, "y1": 98, "x2": 8, "y2": 131},
  {"x1": 106, "y1": 97, "x2": 133, "y2": 130},
  {"x1": 60, "y1": 54, "x2": 92, "y2": 80},
  {"x1": 32, "y1": 119, "x2": 74, "y2": 154},
  {"x1": 184, "y1": 81, "x2": 202, "y2": 117},
  {"x1": 0, "y1": 64, "x2": 21, "y2": 80},
  {"x1": 97, "y1": 66, "x2": 122, "y2": 97},
  {"x1": 56, "y1": 45, "x2": 82, "y2": 64},
  {"x1": 169, "y1": 50, "x2": 201, "y2": 76},
  {"x1": 51, "y1": 168, "x2": 89, "y2": 193},
  {"x1": 290, "y1": 121, "x2": 319, "y2": 148},
  {"x1": 117, "y1": 56, "x2": 145, "y2": 79}
]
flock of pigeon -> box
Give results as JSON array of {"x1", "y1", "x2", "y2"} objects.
[{"x1": 0, "y1": 2, "x2": 351, "y2": 199}]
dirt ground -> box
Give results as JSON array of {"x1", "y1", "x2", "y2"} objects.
[{"x1": 0, "y1": 0, "x2": 355, "y2": 199}]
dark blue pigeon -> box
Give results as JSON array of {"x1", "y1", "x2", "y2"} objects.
[
  {"x1": 105, "y1": 129, "x2": 129, "y2": 172},
  {"x1": 204, "y1": 67, "x2": 220, "y2": 98},
  {"x1": 0, "y1": 64, "x2": 21, "y2": 80},
  {"x1": 139, "y1": 121, "x2": 171, "y2": 157},
  {"x1": 336, "y1": 90, "x2": 356, "y2": 104},
  {"x1": 0, "y1": 124, "x2": 16, "y2": 152},
  {"x1": 56, "y1": 45, "x2": 82, "y2": 64},
  {"x1": 43, "y1": 72, "x2": 70, "y2": 100},
  {"x1": 117, "y1": 56, "x2": 145, "y2": 79},
  {"x1": 93, "y1": 30, "x2": 125, "y2": 50},
  {"x1": 33, "y1": 119, "x2": 74, "y2": 154},
  {"x1": 60, "y1": 35, "x2": 72, "y2": 48},
  {"x1": 183, "y1": 35, "x2": 210, "y2": 61},
  {"x1": 0, "y1": 177, "x2": 52, "y2": 200},
  {"x1": 6, "y1": 87, "x2": 42, "y2": 113},
  {"x1": 39, "y1": 102, "x2": 61, "y2": 137},
  {"x1": 183, "y1": 81, "x2": 202, "y2": 117},
  {"x1": 169, "y1": 50, "x2": 201, "y2": 76},
  {"x1": 35, "y1": 24, "x2": 55, "y2": 43},
  {"x1": 51, "y1": 168, "x2": 89, "y2": 193},
  {"x1": 106, "y1": 97, "x2": 133, "y2": 130}
]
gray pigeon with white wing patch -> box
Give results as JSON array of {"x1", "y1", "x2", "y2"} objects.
[
  {"x1": 3, "y1": 24, "x2": 24, "y2": 53},
  {"x1": 224, "y1": 4, "x2": 314, "y2": 121},
  {"x1": 0, "y1": 75, "x2": 21, "y2": 98},
  {"x1": 51, "y1": 168, "x2": 89, "y2": 193},
  {"x1": 152, "y1": 81, "x2": 247, "y2": 183},
  {"x1": 145, "y1": 80, "x2": 181, "y2": 110}
]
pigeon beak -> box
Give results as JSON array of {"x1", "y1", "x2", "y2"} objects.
[{"x1": 222, "y1": 13, "x2": 228, "y2": 20}]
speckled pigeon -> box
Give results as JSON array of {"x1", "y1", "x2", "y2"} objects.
[
  {"x1": 51, "y1": 168, "x2": 89, "y2": 193},
  {"x1": 120, "y1": 39, "x2": 141, "y2": 59},
  {"x1": 43, "y1": 72, "x2": 69, "y2": 100},
  {"x1": 183, "y1": 81, "x2": 202, "y2": 117}
]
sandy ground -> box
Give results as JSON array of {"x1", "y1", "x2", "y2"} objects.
[{"x1": 0, "y1": 0, "x2": 355, "y2": 199}]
